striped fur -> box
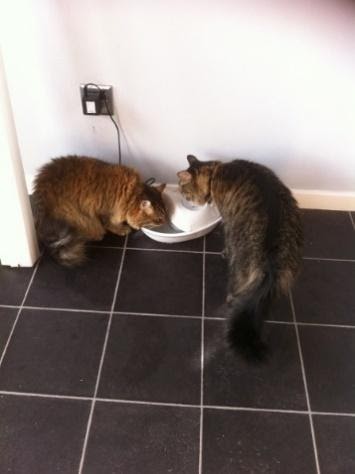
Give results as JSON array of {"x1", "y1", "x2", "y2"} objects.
[{"x1": 178, "y1": 155, "x2": 303, "y2": 362}]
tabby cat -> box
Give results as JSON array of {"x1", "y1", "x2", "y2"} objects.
[
  {"x1": 178, "y1": 155, "x2": 303, "y2": 362},
  {"x1": 33, "y1": 156, "x2": 167, "y2": 266}
]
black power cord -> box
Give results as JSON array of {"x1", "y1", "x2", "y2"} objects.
[
  {"x1": 83, "y1": 83, "x2": 122, "y2": 166},
  {"x1": 83, "y1": 83, "x2": 157, "y2": 187}
]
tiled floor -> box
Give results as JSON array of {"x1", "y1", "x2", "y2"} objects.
[{"x1": 0, "y1": 209, "x2": 354, "y2": 473}]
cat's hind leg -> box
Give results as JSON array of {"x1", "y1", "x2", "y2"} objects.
[{"x1": 75, "y1": 217, "x2": 105, "y2": 242}]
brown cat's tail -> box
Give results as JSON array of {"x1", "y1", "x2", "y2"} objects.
[
  {"x1": 38, "y1": 217, "x2": 86, "y2": 266},
  {"x1": 33, "y1": 199, "x2": 84, "y2": 266},
  {"x1": 227, "y1": 266, "x2": 276, "y2": 363}
]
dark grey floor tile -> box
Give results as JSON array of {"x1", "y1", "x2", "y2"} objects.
[
  {"x1": 0, "y1": 395, "x2": 90, "y2": 474},
  {"x1": 0, "y1": 309, "x2": 108, "y2": 396},
  {"x1": 127, "y1": 229, "x2": 203, "y2": 251},
  {"x1": 25, "y1": 248, "x2": 122, "y2": 311},
  {"x1": 0, "y1": 265, "x2": 34, "y2": 306},
  {"x1": 299, "y1": 326, "x2": 355, "y2": 413},
  {"x1": 314, "y1": 415, "x2": 355, "y2": 474},
  {"x1": 302, "y1": 210, "x2": 355, "y2": 259},
  {"x1": 205, "y1": 253, "x2": 227, "y2": 318},
  {"x1": 204, "y1": 320, "x2": 306, "y2": 409},
  {"x1": 203, "y1": 409, "x2": 316, "y2": 474},
  {"x1": 115, "y1": 250, "x2": 202, "y2": 316},
  {"x1": 293, "y1": 260, "x2": 355, "y2": 325},
  {"x1": 269, "y1": 294, "x2": 293, "y2": 322},
  {"x1": 83, "y1": 402, "x2": 200, "y2": 474},
  {"x1": 205, "y1": 223, "x2": 224, "y2": 252},
  {"x1": 98, "y1": 314, "x2": 201, "y2": 404},
  {"x1": 0, "y1": 308, "x2": 17, "y2": 354}
]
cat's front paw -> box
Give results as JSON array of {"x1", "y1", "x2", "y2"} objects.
[
  {"x1": 116, "y1": 224, "x2": 132, "y2": 236},
  {"x1": 106, "y1": 222, "x2": 132, "y2": 236}
]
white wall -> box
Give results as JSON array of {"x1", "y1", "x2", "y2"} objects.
[{"x1": 2, "y1": 0, "x2": 355, "y2": 193}]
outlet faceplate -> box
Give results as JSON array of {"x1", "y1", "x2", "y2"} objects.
[{"x1": 80, "y1": 83, "x2": 113, "y2": 115}]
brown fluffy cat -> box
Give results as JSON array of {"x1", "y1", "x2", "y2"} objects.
[
  {"x1": 178, "y1": 155, "x2": 303, "y2": 362},
  {"x1": 33, "y1": 156, "x2": 167, "y2": 266}
]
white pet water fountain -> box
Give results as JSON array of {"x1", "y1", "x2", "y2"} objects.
[{"x1": 142, "y1": 184, "x2": 221, "y2": 243}]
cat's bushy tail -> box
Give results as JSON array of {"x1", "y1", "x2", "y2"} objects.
[
  {"x1": 33, "y1": 194, "x2": 85, "y2": 266},
  {"x1": 38, "y1": 216, "x2": 85, "y2": 266},
  {"x1": 227, "y1": 265, "x2": 276, "y2": 363}
]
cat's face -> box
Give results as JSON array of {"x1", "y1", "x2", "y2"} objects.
[
  {"x1": 127, "y1": 183, "x2": 168, "y2": 229},
  {"x1": 177, "y1": 155, "x2": 218, "y2": 205}
]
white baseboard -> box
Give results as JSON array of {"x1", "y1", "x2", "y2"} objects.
[
  {"x1": 292, "y1": 189, "x2": 355, "y2": 211},
  {"x1": 25, "y1": 174, "x2": 355, "y2": 211}
]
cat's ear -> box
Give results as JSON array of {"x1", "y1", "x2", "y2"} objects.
[
  {"x1": 177, "y1": 170, "x2": 192, "y2": 184},
  {"x1": 155, "y1": 183, "x2": 166, "y2": 193},
  {"x1": 140, "y1": 200, "x2": 152, "y2": 210},
  {"x1": 187, "y1": 155, "x2": 199, "y2": 166}
]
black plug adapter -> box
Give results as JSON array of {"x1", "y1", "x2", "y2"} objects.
[
  {"x1": 82, "y1": 84, "x2": 103, "y2": 115},
  {"x1": 80, "y1": 83, "x2": 113, "y2": 115}
]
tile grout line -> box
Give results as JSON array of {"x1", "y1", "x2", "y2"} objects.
[
  {"x1": 96, "y1": 397, "x2": 200, "y2": 409},
  {"x1": 290, "y1": 290, "x2": 321, "y2": 474},
  {"x1": 0, "y1": 260, "x2": 40, "y2": 368},
  {"x1": 349, "y1": 211, "x2": 355, "y2": 231},
  {"x1": 87, "y1": 243, "x2": 355, "y2": 262},
  {"x1": 129, "y1": 247, "x2": 221, "y2": 256},
  {"x1": 77, "y1": 235, "x2": 128, "y2": 474},
  {"x1": 88, "y1": 245, "x2": 210, "y2": 255},
  {"x1": 2, "y1": 303, "x2": 355, "y2": 329},
  {"x1": 0, "y1": 390, "x2": 92, "y2": 401},
  {"x1": 204, "y1": 405, "x2": 308, "y2": 415},
  {"x1": 302, "y1": 256, "x2": 355, "y2": 263},
  {"x1": 20, "y1": 305, "x2": 110, "y2": 315},
  {"x1": 312, "y1": 410, "x2": 355, "y2": 418},
  {"x1": 114, "y1": 311, "x2": 202, "y2": 320},
  {"x1": 266, "y1": 320, "x2": 355, "y2": 330},
  {"x1": 199, "y1": 236, "x2": 206, "y2": 474},
  {"x1": 294, "y1": 321, "x2": 355, "y2": 330},
  {"x1": 2, "y1": 389, "x2": 355, "y2": 417}
]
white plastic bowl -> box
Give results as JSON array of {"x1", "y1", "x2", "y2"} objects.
[{"x1": 142, "y1": 184, "x2": 221, "y2": 243}]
